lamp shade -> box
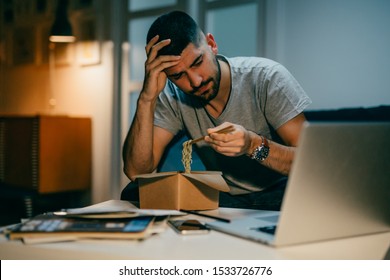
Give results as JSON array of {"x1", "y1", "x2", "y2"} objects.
[{"x1": 49, "y1": 0, "x2": 75, "y2": 42}]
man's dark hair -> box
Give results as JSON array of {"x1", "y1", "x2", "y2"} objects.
[{"x1": 146, "y1": 11, "x2": 204, "y2": 56}]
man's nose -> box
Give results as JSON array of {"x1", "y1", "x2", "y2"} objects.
[{"x1": 188, "y1": 70, "x2": 202, "y2": 88}]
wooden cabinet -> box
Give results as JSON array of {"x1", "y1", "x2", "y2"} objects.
[{"x1": 0, "y1": 115, "x2": 91, "y2": 193}]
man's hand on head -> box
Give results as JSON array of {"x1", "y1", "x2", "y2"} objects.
[{"x1": 141, "y1": 35, "x2": 181, "y2": 102}]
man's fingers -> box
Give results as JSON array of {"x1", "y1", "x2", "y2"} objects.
[
  {"x1": 145, "y1": 35, "x2": 159, "y2": 56},
  {"x1": 145, "y1": 56, "x2": 180, "y2": 75},
  {"x1": 146, "y1": 38, "x2": 172, "y2": 60},
  {"x1": 145, "y1": 36, "x2": 180, "y2": 74}
]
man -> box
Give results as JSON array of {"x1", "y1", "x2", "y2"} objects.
[{"x1": 122, "y1": 11, "x2": 311, "y2": 210}]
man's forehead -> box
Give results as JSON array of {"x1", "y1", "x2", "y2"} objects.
[{"x1": 164, "y1": 43, "x2": 203, "y2": 74}]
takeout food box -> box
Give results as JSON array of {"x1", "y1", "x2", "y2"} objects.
[{"x1": 135, "y1": 171, "x2": 230, "y2": 210}]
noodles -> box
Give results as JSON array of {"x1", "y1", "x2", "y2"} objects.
[
  {"x1": 182, "y1": 140, "x2": 193, "y2": 173},
  {"x1": 181, "y1": 126, "x2": 234, "y2": 173}
]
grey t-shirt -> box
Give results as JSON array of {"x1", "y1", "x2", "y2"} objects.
[{"x1": 154, "y1": 56, "x2": 312, "y2": 194}]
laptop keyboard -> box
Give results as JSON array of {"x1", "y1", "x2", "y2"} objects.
[{"x1": 252, "y1": 225, "x2": 277, "y2": 235}]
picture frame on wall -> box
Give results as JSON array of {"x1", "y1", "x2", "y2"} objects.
[
  {"x1": 2, "y1": 0, "x2": 54, "y2": 66},
  {"x1": 77, "y1": 40, "x2": 100, "y2": 66},
  {"x1": 76, "y1": 16, "x2": 101, "y2": 66},
  {"x1": 12, "y1": 26, "x2": 36, "y2": 65}
]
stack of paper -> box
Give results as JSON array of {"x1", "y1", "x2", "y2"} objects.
[{"x1": 7, "y1": 200, "x2": 185, "y2": 244}]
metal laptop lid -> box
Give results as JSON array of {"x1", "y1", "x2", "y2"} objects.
[{"x1": 274, "y1": 122, "x2": 390, "y2": 246}]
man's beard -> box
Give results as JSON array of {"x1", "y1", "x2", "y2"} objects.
[{"x1": 189, "y1": 56, "x2": 221, "y2": 103}]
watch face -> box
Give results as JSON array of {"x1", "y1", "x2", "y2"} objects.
[
  {"x1": 253, "y1": 145, "x2": 269, "y2": 161},
  {"x1": 261, "y1": 146, "x2": 269, "y2": 160},
  {"x1": 260, "y1": 146, "x2": 270, "y2": 160}
]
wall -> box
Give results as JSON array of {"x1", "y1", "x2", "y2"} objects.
[
  {"x1": 265, "y1": 0, "x2": 390, "y2": 109},
  {"x1": 0, "y1": 41, "x2": 114, "y2": 204},
  {"x1": 0, "y1": 0, "x2": 115, "y2": 204}
]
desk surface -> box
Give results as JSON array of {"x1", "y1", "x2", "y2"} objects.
[{"x1": 1, "y1": 208, "x2": 389, "y2": 260}]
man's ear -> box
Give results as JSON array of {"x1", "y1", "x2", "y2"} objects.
[{"x1": 206, "y1": 33, "x2": 218, "y2": 54}]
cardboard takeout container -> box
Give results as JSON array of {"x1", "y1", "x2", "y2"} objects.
[{"x1": 135, "y1": 171, "x2": 230, "y2": 210}]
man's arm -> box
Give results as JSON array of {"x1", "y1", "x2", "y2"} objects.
[
  {"x1": 205, "y1": 113, "x2": 307, "y2": 175},
  {"x1": 122, "y1": 35, "x2": 180, "y2": 181},
  {"x1": 122, "y1": 98, "x2": 174, "y2": 181},
  {"x1": 252, "y1": 113, "x2": 306, "y2": 175}
]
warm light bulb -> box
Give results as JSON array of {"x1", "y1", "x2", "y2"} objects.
[{"x1": 49, "y1": 35, "x2": 76, "y2": 43}]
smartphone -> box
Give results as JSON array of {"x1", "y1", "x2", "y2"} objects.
[{"x1": 169, "y1": 219, "x2": 210, "y2": 235}]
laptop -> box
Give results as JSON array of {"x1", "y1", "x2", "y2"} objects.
[{"x1": 207, "y1": 122, "x2": 390, "y2": 247}]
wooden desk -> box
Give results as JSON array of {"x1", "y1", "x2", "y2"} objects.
[{"x1": 1, "y1": 208, "x2": 389, "y2": 260}]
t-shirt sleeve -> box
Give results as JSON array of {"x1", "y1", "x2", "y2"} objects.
[
  {"x1": 261, "y1": 63, "x2": 312, "y2": 129},
  {"x1": 154, "y1": 82, "x2": 184, "y2": 135}
]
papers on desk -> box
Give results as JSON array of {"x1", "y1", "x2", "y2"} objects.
[
  {"x1": 7, "y1": 214, "x2": 155, "y2": 243},
  {"x1": 54, "y1": 199, "x2": 185, "y2": 219},
  {"x1": 6, "y1": 200, "x2": 185, "y2": 244}
]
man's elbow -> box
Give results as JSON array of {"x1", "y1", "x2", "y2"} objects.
[
  {"x1": 122, "y1": 154, "x2": 157, "y2": 181},
  {"x1": 122, "y1": 152, "x2": 139, "y2": 181},
  {"x1": 123, "y1": 165, "x2": 137, "y2": 182},
  {"x1": 123, "y1": 164, "x2": 155, "y2": 182}
]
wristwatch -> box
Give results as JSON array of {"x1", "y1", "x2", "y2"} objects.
[{"x1": 250, "y1": 135, "x2": 270, "y2": 161}]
